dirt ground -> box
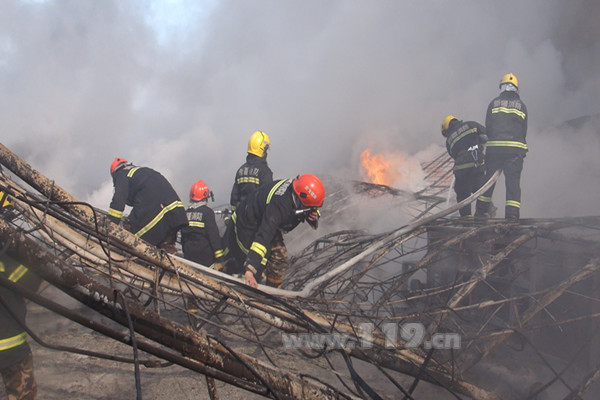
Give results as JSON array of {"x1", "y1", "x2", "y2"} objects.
[
  {"x1": 2, "y1": 289, "x2": 268, "y2": 400},
  {"x1": 0, "y1": 286, "x2": 458, "y2": 400}
]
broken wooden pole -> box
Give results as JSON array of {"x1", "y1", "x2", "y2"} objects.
[{"x1": 0, "y1": 217, "x2": 360, "y2": 400}]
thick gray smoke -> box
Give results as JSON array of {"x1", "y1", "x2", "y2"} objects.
[{"x1": 1, "y1": 0, "x2": 599, "y2": 219}]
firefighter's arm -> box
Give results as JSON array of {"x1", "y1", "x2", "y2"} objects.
[
  {"x1": 19, "y1": 268, "x2": 43, "y2": 293},
  {"x1": 206, "y1": 209, "x2": 225, "y2": 263},
  {"x1": 2, "y1": 256, "x2": 43, "y2": 293},
  {"x1": 108, "y1": 175, "x2": 129, "y2": 224},
  {"x1": 107, "y1": 211, "x2": 121, "y2": 224},
  {"x1": 474, "y1": 122, "x2": 487, "y2": 144},
  {"x1": 230, "y1": 173, "x2": 241, "y2": 210},
  {"x1": 243, "y1": 204, "x2": 283, "y2": 287},
  {"x1": 244, "y1": 241, "x2": 267, "y2": 288}
]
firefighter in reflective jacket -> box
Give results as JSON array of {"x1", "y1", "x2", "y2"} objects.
[
  {"x1": 441, "y1": 115, "x2": 488, "y2": 217},
  {"x1": 225, "y1": 174, "x2": 324, "y2": 288},
  {"x1": 0, "y1": 192, "x2": 43, "y2": 400},
  {"x1": 475, "y1": 73, "x2": 528, "y2": 220},
  {"x1": 181, "y1": 180, "x2": 226, "y2": 268},
  {"x1": 108, "y1": 158, "x2": 188, "y2": 251},
  {"x1": 230, "y1": 131, "x2": 273, "y2": 210}
]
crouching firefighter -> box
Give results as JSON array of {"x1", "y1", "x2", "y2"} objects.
[
  {"x1": 224, "y1": 174, "x2": 324, "y2": 288},
  {"x1": 441, "y1": 115, "x2": 488, "y2": 217},
  {"x1": 0, "y1": 191, "x2": 43, "y2": 400},
  {"x1": 108, "y1": 158, "x2": 188, "y2": 253},
  {"x1": 181, "y1": 180, "x2": 227, "y2": 269}
]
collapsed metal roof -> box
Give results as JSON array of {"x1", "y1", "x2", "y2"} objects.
[{"x1": 1, "y1": 142, "x2": 599, "y2": 399}]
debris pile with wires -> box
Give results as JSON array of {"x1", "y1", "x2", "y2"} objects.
[{"x1": 1, "y1": 142, "x2": 600, "y2": 399}]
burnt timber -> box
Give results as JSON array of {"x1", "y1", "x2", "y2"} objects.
[{"x1": 1, "y1": 142, "x2": 600, "y2": 399}]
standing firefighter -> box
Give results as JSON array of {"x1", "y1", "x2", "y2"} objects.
[
  {"x1": 230, "y1": 131, "x2": 273, "y2": 210},
  {"x1": 0, "y1": 192, "x2": 43, "y2": 400},
  {"x1": 181, "y1": 180, "x2": 226, "y2": 268},
  {"x1": 225, "y1": 174, "x2": 324, "y2": 288},
  {"x1": 441, "y1": 115, "x2": 488, "y2": 217},
  {"x1": 475, "y1": 73, "x2": 528, "y2": 220},
  {"x1": 108, "y1": 158, "x2": 188, "y2": 252}
]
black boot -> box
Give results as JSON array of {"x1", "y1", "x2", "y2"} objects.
[{"x1": 505, "y1": 208, "x2": 519, "y2": 221}]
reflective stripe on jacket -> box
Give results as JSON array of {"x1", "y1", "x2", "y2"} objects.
[
  {"x1": 230, "y1": 154, "x2": 273, "y2": 209},
  {"x1": 485, "y1": 90, "x2": 528, "y2": 155},
  {"x1": 108, "y1": 165, "x2": 188, "y2": 245},
  {"x1": 0, "y1": 254, "x2": 42, "y2": 369},
  {"x1": 231, "y1": 179, "x2": 304, "y2": 276},
  {"x1": 181, "y1": 202, "x2": 225, "y2": 266}
]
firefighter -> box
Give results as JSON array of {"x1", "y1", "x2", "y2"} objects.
[
  {"x1": 475, "y1": 73, "x2": 528, "y2": 220},
  {"x1": 180, "y1": 180, "x2": 226, "y2": 268},
  {"x1": 225, "y1": 174, "x2": 324, "y2": 288},
  {"x1": 0, "y1": 192, "x2": 43, "y2": 400},
  {"x1": 108, "y1": 158, "x2": 188, "y2": 252},
  {"x1": 230, "y1": 131, "x2": 273, "y2": 210},
  {"x1": 441, "y1": 115, "x2": 488, "y2": 217}
]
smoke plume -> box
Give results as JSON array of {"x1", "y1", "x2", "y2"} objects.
[{"x1": 1, "y1": 0, "x2": 599, "y2": 220}]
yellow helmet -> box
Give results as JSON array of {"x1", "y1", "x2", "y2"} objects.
[
  {"x1": 247, "y1": 131, "x2": 270, "y2": 157},
  {"x1": 500, "y1": 73, "x2": 518, "y2": 89},
  {"x1": 441, "y1": 115, "x2": 457, "y2": 136}
]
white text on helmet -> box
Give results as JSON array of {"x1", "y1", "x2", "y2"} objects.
[{"x1": 304, "y1": 185, "x2": 318, "y2": 200}]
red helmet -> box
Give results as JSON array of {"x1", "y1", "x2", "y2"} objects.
[
  {"x1": 293, "y1": 174, "x2": 325, "y2": 207},
  {"x1": 190, "y1": 180, "x2": 210, "y2": 201},
  {"x1": 110, "y1": 157, "x2": 128, "y2": 175}
]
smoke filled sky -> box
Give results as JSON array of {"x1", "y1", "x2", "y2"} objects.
[{"x1": 1, "y1": 0, "x2": 599, "y2": 219}]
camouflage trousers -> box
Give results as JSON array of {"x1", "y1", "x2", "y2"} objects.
[
  {"x1": 265, "y1": 232, "x2": 288, "y2": 288},
  {"x1": 0, "y1": 352, "x2": 37, "y2": 400}
]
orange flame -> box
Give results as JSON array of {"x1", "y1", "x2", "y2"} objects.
[
  {"x1": 360, "y1": 149, "x2": 405, "y2": 186},
  {"x1": 360, "y1": 149, "x2": 389, "y2": 185}
]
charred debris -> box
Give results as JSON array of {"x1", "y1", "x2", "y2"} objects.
[{"x1": 1, "y1": 142, "x2": 599, "y2": 400}]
